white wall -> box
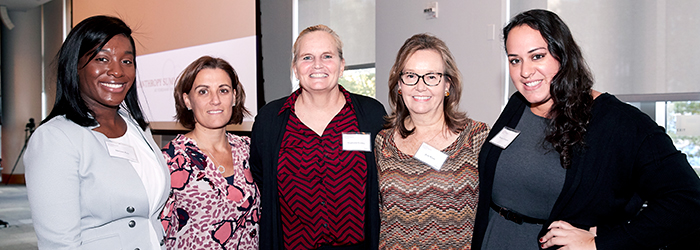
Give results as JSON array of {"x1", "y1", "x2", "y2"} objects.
[
  {"x1": 1, "y1": 7, "x2": 43, "y2": 181},
  {"x1": 550, "y1": 1, "x2": 700, "y2": 95},
  {"x1": 376, "y1": 0, "x2": 508, "y2": 126}
]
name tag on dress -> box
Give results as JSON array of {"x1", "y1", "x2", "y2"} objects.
[
  {"x1": 342, "y1": 133, "x2": 371, "y2": 152},
  {"x1": 489, "y1": 127, "x2": 520, "y2": 149},
  {"x1": 414, "y1": 143, "x2": 448, "y2": 171},
  {"x1": 106, "y1": 141, "x2": 138, "y2": 162}
]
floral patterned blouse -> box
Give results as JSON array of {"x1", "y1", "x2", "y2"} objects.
[{"x1": 160, "y1": 133, "x2": 260, "y2": 249}]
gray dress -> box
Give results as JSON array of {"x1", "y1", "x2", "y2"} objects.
[{"x1": 482, "y1": 107, "x2": 566, "y2": 249}]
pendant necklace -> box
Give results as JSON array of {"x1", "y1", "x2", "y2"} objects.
[{"x1": 202, "y1": 148, "x2": 226, "y2": 173}]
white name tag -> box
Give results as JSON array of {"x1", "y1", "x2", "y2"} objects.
[
  {"x1": 414, "y1": 143, "x2": 448, "y2": 171},
  {"x1": 489, "y1": 127, "x2": 520, "y2": 149},
  {"x1": 106, "y1": 141, "x2": 138, "y2": 163},
  {"x1": 342, "y1": 133, "x2": 372, "y2": 152}
]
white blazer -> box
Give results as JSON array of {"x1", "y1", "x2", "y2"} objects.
[{"x1": 24, "y1": 110, "x2": 170, "y2": 250}]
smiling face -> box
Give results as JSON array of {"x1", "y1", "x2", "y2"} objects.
[
  {"x1": 78, "y1": 34, "x2": 135, "y2": 113},
  {"x1": 293, "y1": 31, "x2": 345, "y2": 93},
  {"x1": 506, "y1": 25, "x2": 561, "y2": 116},
  {"x1": 184, "y1": 68, "x2": 236, "y2": 130},
  {"x1": 399, "y1": 49, "x2": 449, "y2": 118}
]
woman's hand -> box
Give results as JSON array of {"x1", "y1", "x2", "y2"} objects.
[{"x1": 539, "y1": 220, "x2": 597, "y2": 250}]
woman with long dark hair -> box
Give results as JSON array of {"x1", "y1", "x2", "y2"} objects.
[
  {"x1": 473, "y1": 9, "x2": 700, "y2": 249},
  {"x1": 24, "y1": 16, "x2": 170, "y2": 249}
]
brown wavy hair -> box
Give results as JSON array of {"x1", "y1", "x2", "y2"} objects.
[
  {"x1": 386, "y1": 33, "x2": 469, "y2": 138},
  {"x1": 173, "y1": 56, "x2": 250, "y2": 129}
]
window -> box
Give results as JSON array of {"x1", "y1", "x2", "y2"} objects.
[{"x1": 339, "y1": 67, "x2": 376, "y2": 98}]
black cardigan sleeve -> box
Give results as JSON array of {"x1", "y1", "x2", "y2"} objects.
[
  {"x1": 580, "y1": 95, "x2": 700, "y2": 249},
  {"x1": 472, "y1": 92, "x2": 528, "y2": 250},
  {"x1": 249, "y1": 96, "x2": 288, "y2": 250}
]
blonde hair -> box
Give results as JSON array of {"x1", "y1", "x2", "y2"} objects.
[{"x1": 291, "y1": 24, "x2": 344, "y2": 67}]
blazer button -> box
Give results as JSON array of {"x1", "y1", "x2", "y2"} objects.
[
  {"x1": 126, "y1": 206, "x2": 135, "y2": 213},
  {"x1": 249, "y1": 229, "x2": 257, "y2": 238},
  {"x1": 128, "y1": 220, "x2": 136, "y2": 228}
]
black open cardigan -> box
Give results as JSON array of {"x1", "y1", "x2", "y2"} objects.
[
  {"x1": 472, "y1": 92, "x2": 700, "y2": 250},
  {"x1": 250, "y1": 93, "x2": 386, "y2": 250}
]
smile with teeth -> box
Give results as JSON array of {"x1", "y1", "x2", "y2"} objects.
[
  {"x1": 207, "y1": 110, "x2": 223, "y2": 114},
  {"x1": 413, "y1": 96, "x2": 431, "y2": 101},
  {"x1": 100, "y1": 82, "x2": 125, "y2": 89},
  {"x1": 524, "y1": 80, "x2": 542, "y2": 87},
  {"x1": 310, "y1": 73, "x2": 328, "y2": 78}
]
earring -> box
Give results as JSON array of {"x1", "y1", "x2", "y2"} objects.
[
  {"x1": 445, "y1": 90, "x2": 450, "y2": 97},
  {"x1": 398, "y1": 89, "x2": 402, "y2": 94},
  {"x1": 187, "y1": 107, "x2": 192, "y2": 110}
]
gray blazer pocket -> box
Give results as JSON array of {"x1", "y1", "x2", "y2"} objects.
[{"x1": 80, "y1": 233, "x2": 121, "y2": 250}]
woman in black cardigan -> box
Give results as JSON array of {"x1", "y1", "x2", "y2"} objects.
[
  {"x1": 472, "y1": 9, "x2": 700, "y2": 250},
  {"x1": 249, "y1": 24, "x2": 385, "y2": 250}
]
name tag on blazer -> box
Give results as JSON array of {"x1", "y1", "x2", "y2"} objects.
[{"x1": 106, "y1": 141, "x2": 138, "y2": 163}]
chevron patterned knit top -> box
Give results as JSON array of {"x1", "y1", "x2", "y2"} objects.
[
  {"x1": 277, "y1": 87, "x2": 368, "y2": 249},
  {"x1": 375, "y1": 120, "x2": 489, "y2": 250}
]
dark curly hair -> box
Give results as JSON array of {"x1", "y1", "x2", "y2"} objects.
[
  {"x1": 504, "y1": 9, "x2": 594, "y2": 169},
  {"x1": 44, "y1": 15, "x2": 148, "y2": 130}
]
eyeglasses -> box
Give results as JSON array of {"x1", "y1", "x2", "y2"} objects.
[{"x1": 399, "y1": 72, "x2": 445, "y2": 86}]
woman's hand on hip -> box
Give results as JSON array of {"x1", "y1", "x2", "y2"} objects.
[{"x1": 539, "y1": 220, "x2": 597, "y2": 250}]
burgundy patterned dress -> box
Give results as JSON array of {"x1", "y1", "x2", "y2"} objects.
[{"x1": 160, "y1": 133, "x2": 260, "y2": 249}]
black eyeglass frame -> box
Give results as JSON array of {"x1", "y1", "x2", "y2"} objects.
[{"x1": 399, "y1": 72, "x2": 447, "y2": 87}]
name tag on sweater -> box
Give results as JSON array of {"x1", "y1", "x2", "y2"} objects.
[
  {"x1": 342, "y1": 133, "x2": 371, "y2": 152},
  {"x1": 489, "y1": 127, "x2": 520, "y2": 149},
  {"x1": 414, "y1": 143, "x2": 448, "y2": 171}
]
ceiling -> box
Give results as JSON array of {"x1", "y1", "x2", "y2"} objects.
[{"x1": 0, "y1": 0, "x2": 54, "y2": 11}]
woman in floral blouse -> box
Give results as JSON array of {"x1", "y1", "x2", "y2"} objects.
[{"x1": 160, "y1": 56, "x2": 260, "y2": 249}]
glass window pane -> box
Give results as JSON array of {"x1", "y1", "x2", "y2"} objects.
[
  {"x1": 339, "y1": 68, "x2": 376, "y2": 98},
  {"x1": 628, "y1": 99, "x2": 700, "y2": 176},
  {"x1": 666, "y1": 101, "x2": 700, "y2": 175}
]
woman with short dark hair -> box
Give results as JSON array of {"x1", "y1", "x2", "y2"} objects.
[{"x1": 160, "y1": 56, "x2": 259, "y2": 249}]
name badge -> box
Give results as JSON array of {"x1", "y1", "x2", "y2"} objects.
[
  {"x1": 414, "y1": 143, "x2": 448, "y2": 171},
  {"x1": 342, "y1": 133, "x2": 371, "y2": 152},
  {"x1": 106, "y1": 141, "x2": 138, "y2": 162},
  {"x1": 489, "y1": 127, "x2": 520, "y2": 149}
]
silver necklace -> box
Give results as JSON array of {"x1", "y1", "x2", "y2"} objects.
[{"x1": 202, "y1": 148, "x2": 226, "y2": 173}]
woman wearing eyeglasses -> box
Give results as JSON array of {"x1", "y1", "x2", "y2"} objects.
[{"x1": 374, "y1": 33, "x2": 489, "y2": 249}]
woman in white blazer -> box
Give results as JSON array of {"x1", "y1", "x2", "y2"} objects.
[{"x1": 23, "y1": 16, "x2": 170, "y2": 250}]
